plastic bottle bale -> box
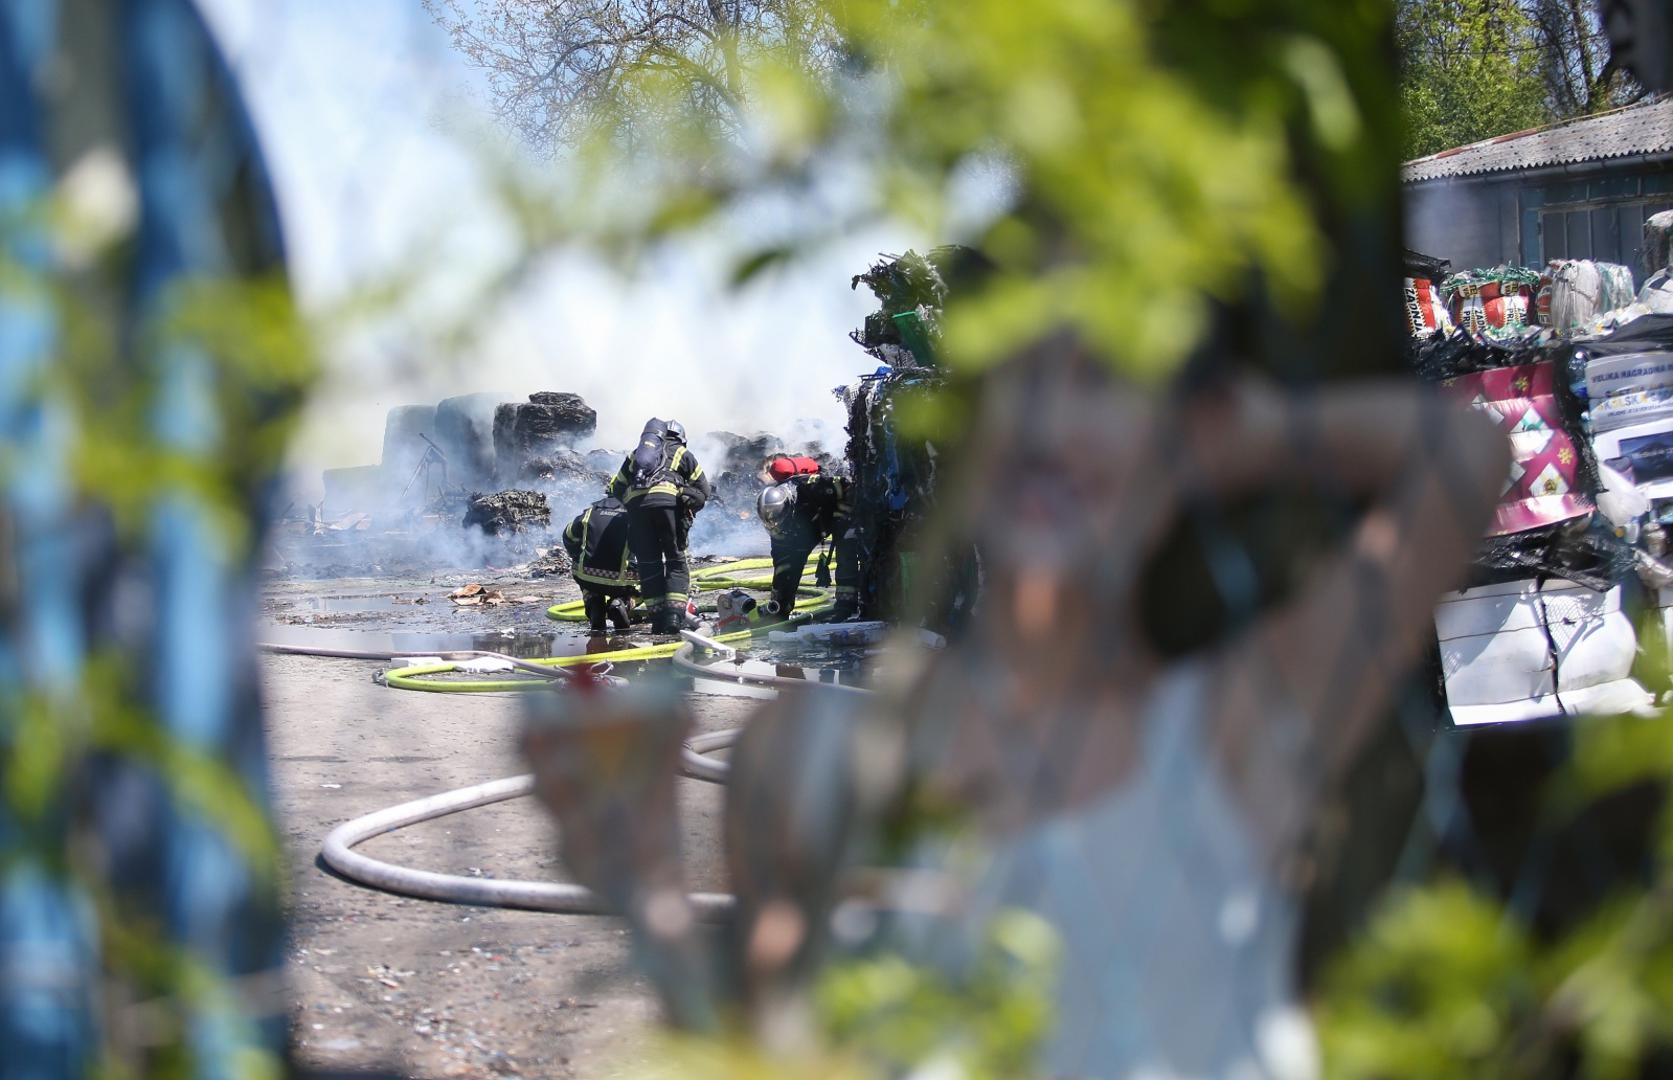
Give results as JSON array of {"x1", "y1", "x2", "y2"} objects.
[
  {"x1": 380, "y1": 404, "x2": 437, "y2": 485},
  {"x1": 1550, "y1": 260, "x2": 1604, "y2": 330},
  {"x1": 1600, "y1": 262, "x2": 1638, "y2": 314},
  {"x1": 1645, "y1": 211, "x2": 1673, "y2": 279},
  {"x1": 435, "y1": 392, "x2": 505, "y2": 489}
]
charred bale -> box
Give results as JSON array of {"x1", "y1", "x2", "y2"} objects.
[
  {"x1": 528, "y1": 391, "x2": 599, "y2": 432},
  {"x1": 464, "y1": 489, "x2": 551, "y2": 536},
  {"x1": 699, "y1": 430, "x2": 784, "y2": 509},
  {"x1": 493, "y1": 393, "x2": 599, "y2": 483}
]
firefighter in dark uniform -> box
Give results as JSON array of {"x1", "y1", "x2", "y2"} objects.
[
  {"x1": 605, "y1": 418, "x2": 710, "y2": 634},
  {"x1": 756, "y1": 470, "x2": 860, "y2": 621},
  {"x1": 561, "y1": 496, "x2": 638, "y2": 634}
]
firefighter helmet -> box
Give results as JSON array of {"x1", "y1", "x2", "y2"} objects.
[{"x1": 756, "y1": 482, "x2": 796, "y2": 535}]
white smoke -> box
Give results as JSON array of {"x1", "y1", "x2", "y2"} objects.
[{"x1": 198, "y1": 0, "x2": 909, "y2": 512}]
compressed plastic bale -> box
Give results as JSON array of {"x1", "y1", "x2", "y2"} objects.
[
  {"x1": 1645, "y1": 210, "x2": 1673, "y2": 279},
  {"x1": 1641, "y1": 268, "x2": 1673, "y2": 313},
  {"x1": 1549, "y1": 259, "x2": 1604, "y2": 329},
  {"x1": 1435, "y1": 581, "x2": 1640, "y2": 716},
  {"x1": 1402, "y1": 276, "x2": 1452, "y2": 336},
  {"x1": 435, "y1": 392, "x2": 505, "y2": 488},
  {"x1": 1601, "y1": 262, "x2": 1638, "y2": 314},
  {"x1": 380, "y1": 404, "x2": 437, "y2": 485}
]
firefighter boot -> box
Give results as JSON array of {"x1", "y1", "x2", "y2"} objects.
[
  {"x1": 582, "y1": 592, "x2": 609, "y2": 634},
  {"x1": 607, "y1": 597, "x2": 634, "y2": 632},
  {"x1": 650, "y1": 601, "x2": 679, "y2": 636}
]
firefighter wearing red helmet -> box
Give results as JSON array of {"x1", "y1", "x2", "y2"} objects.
[{"x1": 756, "y1": 461, "x2": 860, "y2": 621}]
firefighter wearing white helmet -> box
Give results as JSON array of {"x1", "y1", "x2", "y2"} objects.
[{"x1": 756, "y1": 466, "x2": 859, "y2": 620}]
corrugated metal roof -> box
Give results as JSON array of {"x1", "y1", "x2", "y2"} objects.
[{"x1": 1402, "y1": 97, "x2": 1673, "y2": 183}]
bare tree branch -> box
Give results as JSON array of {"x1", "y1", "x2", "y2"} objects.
[{"x1": 427, "y1": 0, "x2": 841, "y2": 150}]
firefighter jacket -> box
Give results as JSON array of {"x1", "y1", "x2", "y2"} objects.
[
  {"x1": 771, "y1": 472, "x2": 858, "y2": 610},
  {"x1": 562, "y1": 497, "x2": 638, "y2": 591},
  {"x1": 787, "y1": 472, "x2": 850, "y2": 537}
]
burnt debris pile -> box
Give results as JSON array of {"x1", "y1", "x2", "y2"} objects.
[
  {"x1": 464, "y1": 489, "x2": 552, "y2": 536},
  {"x1": 494, "y1": 392, "x2": 599, "y2": 484}
]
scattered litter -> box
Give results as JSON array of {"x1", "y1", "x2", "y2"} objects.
[{"x1": 449, "y1": 583, "x2": 507, "y2": 606}]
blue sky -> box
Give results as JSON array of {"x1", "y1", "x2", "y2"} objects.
[{"x1": 195, "y1": 0, "x2": 913, "y2": 489}]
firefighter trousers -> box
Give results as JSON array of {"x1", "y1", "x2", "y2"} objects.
[{"x1": 627, "y1": 503, "x2": 689, "y2": 607}]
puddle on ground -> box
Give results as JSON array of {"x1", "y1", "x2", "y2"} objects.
[{"x1": 257, "y1": 624, "x2": 582, "y2": 658}]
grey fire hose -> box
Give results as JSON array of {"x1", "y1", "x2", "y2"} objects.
[
  {"x1": 312, "y1": 634, "x2": 883, "y2": 913},
  {"x1": 320, "y1": 770, "x2": 735, "y2": 918},
  {"x1": 671, "y1": 634, "x2": 875, "y2": 697}
]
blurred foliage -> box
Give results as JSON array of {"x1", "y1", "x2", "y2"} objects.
[
  {"x1": 427, "y1": 0, "x2": 843, "y2": 148},
  {"x1": 816, "y1": 910, "x2": 1061, "y2": 1079},
  {"x1": 1318, "y1": 701, "x2": 1673, "y2": 1079},
  {"x1": 0, "y1": 165, "x2": 314, "y2": 1072},
  {"x1": 635, "y1": 911, "x2": 1059, "y2": 1079}
]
